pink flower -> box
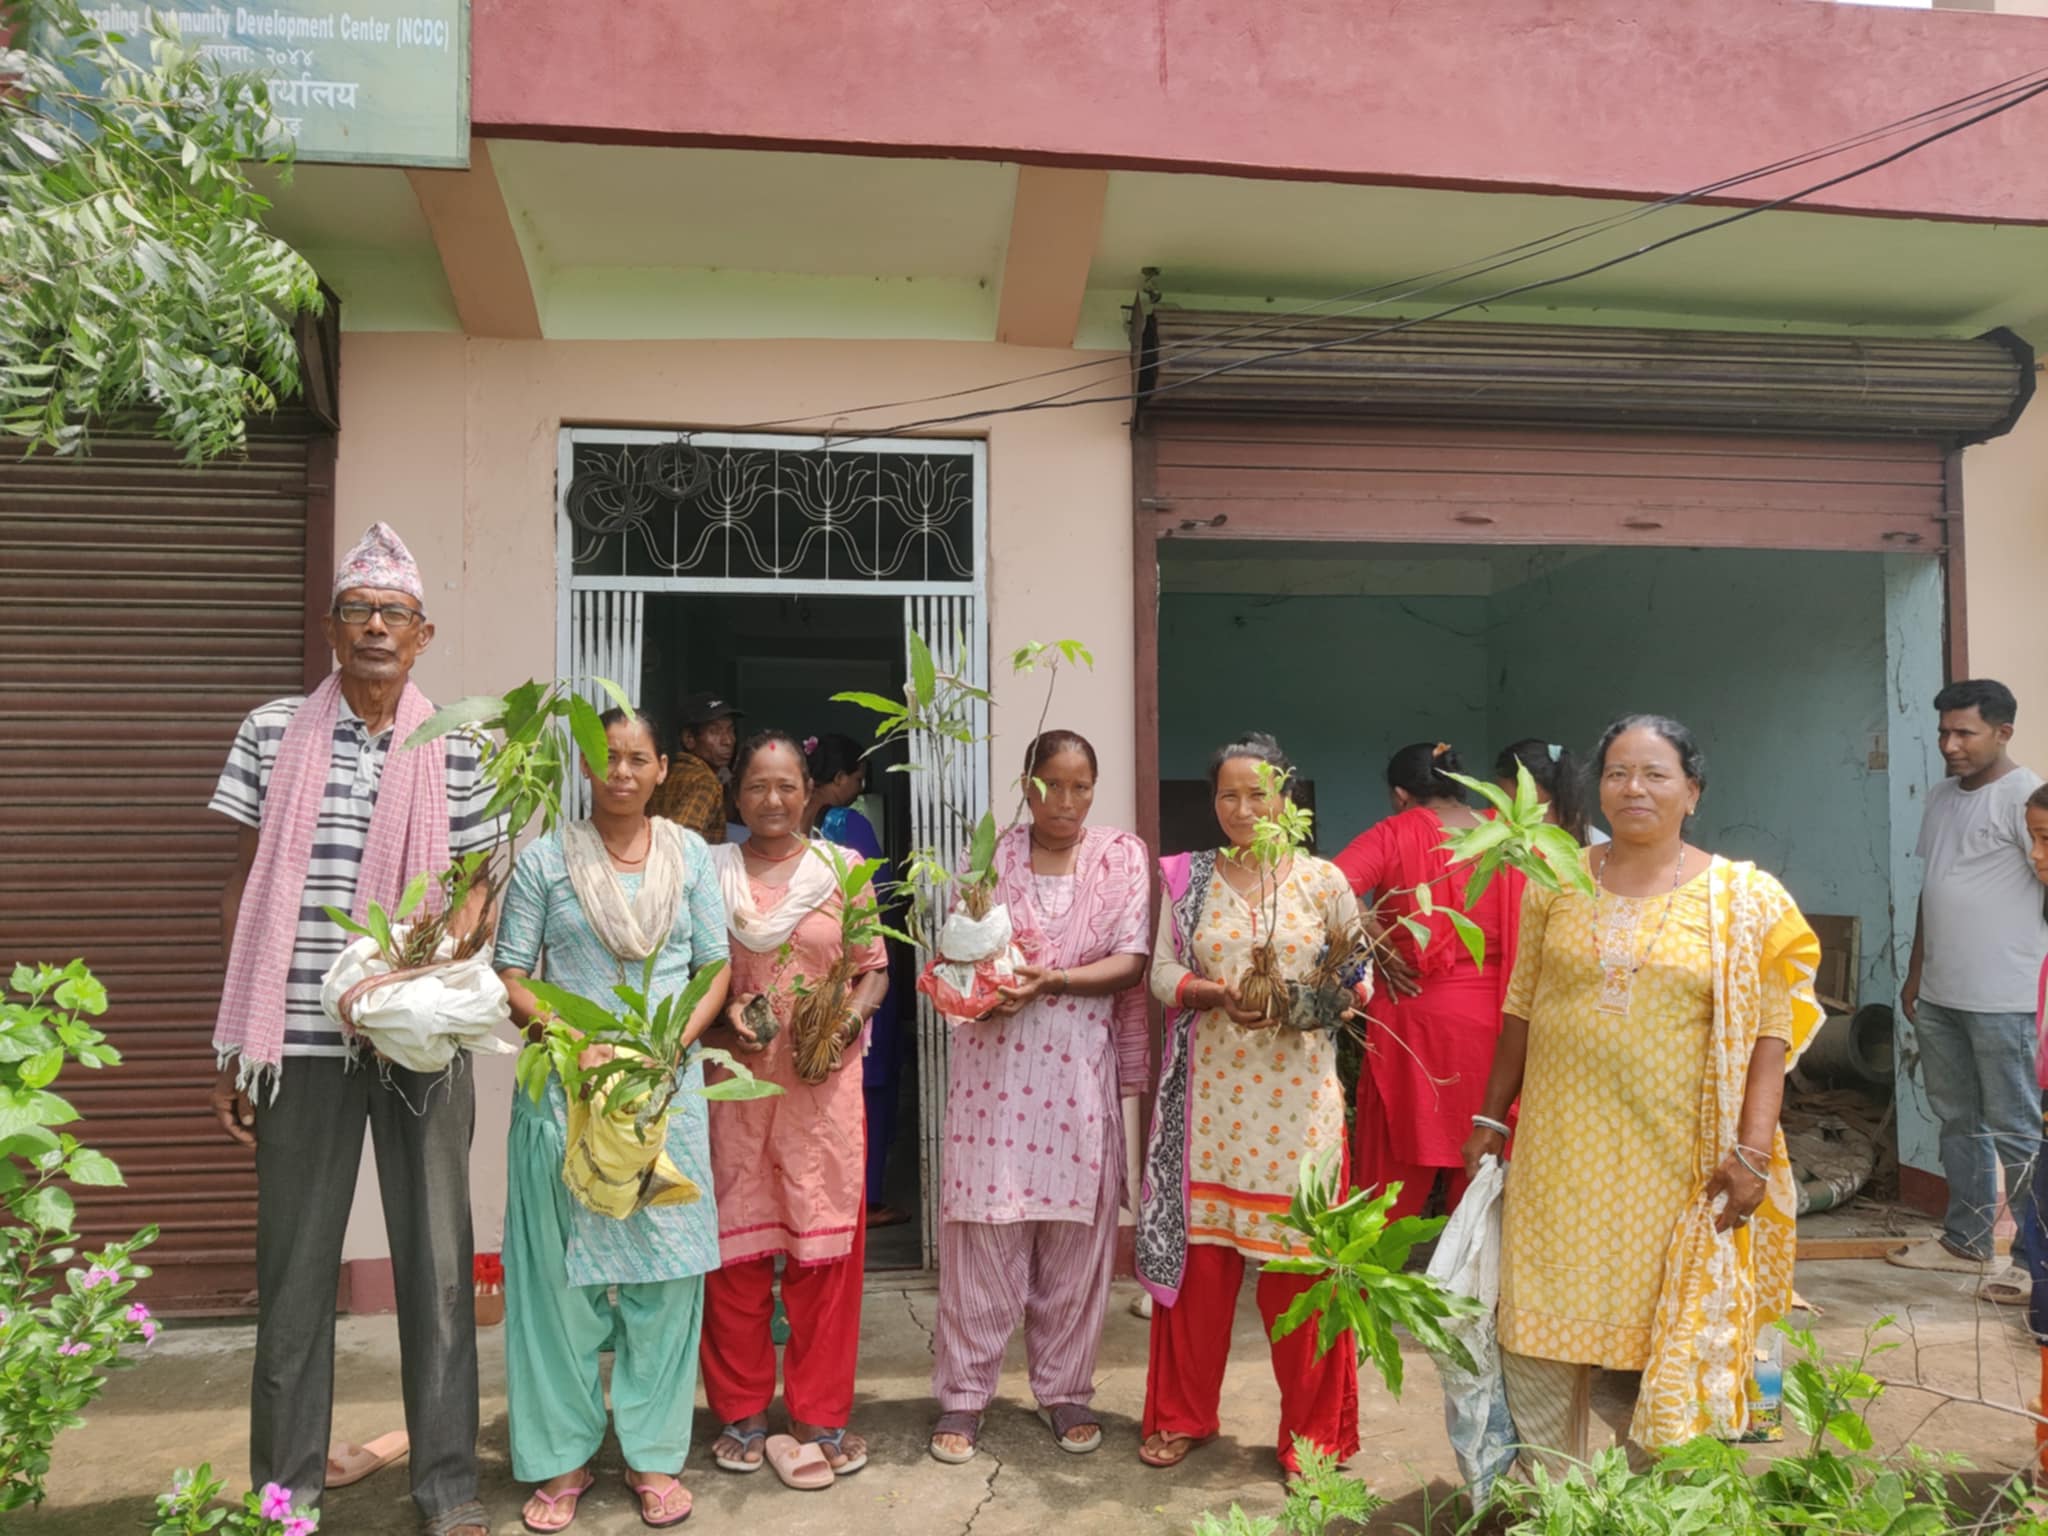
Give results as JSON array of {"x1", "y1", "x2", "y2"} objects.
[
  {"x1": 125, "y1": 1301, "x2": 157, "y2": 1341},
  {"x1": 81, "y1": 1265, "x2": 119, "y2": 1289},
  {"x1": 259, "y1": 1483, "x2": 294, "y2": 1521},
  {"x1": 282, "y1": 1517, "x2": 318, "y2": 1536},
  {"x1": 57, "y1": 1340, "x2": 89, "y2": 1357}
]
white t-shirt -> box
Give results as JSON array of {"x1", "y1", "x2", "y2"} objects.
[{"x1": 1916, "y1": 766, "x2": 2048, "y2": 1013}]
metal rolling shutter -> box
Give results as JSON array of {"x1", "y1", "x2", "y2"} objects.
[
  {"x1": 1138, "y1": 417, "x2": 1954, "y2": 552},
  {"x1": 0, "y1": 427, "x2": 325, "y2": 1313},
  {"x1": 1137, "y1": 309, "x2": 2034, "y2": 442}
]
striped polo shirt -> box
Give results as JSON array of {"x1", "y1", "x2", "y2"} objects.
[{"x1": 209, "y1": 695, "x2": 499, "y2": 1057}]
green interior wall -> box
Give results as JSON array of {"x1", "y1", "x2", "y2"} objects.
[{"x1": 1159, "y1": 545, "x2": 1913, "y2": 1014}]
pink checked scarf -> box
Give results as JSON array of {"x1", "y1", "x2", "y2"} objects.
[{"x1": 213, "y1": 672, "x2": 449, "y2": 1095}]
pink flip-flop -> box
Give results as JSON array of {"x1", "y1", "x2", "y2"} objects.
[
  {"x1": 762, "y1": 1434, "x2": 834, "y2": 1491},
  {"x1": 326, "y1": 1430, "x2": 409, "y2": 1488},
  {"x1": 521, "y1": 1471, "x2": 594, "y2": 1533},
  {"x1": 624, "y1": 1472, "x2": 692, "y2": 1528}
]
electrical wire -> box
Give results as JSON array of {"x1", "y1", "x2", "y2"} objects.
[
  {"x1": 799, "y1": 70, "x2": 2048, "y2": 447},
  {"x1": 704, "y1": 64, "x2": 2048, "y2": 439}
]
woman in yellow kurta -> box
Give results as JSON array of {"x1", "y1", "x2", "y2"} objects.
[
  {"x1": 1138, "y1": 732, "x2": 1367, "y2": 1473},
  {"x1": 1463, "y1": 714, "x2": 1822, "y2": 1471}
]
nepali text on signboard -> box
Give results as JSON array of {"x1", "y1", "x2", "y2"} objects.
[{"x1": 80, "y1": 3, "x2": 469, "y2": 168}]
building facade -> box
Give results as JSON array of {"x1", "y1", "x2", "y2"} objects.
[{"x1": 9, "y1": 0, "x2": 2048, "y2": 1308}]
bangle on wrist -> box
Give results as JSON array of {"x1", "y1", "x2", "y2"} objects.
[
  {"x1": 1731, "y1": 1144, "x2": 1769, "y2": 1180},
  {"x1": 1472, "y1": 1114, "x2": 1512, "y2": 1138}
]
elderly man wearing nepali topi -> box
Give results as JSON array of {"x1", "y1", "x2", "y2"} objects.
[{"x1": 207, "y1": 523, "x2": 499, "y2": 1536}]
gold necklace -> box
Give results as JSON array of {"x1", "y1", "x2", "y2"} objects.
[{"x1": 1593, "y1": 847, "x2": 1684, "y2": 1015}]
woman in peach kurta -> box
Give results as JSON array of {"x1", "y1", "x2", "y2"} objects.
[
  {"x1": 1137, "y1": 733, "x2": 1366, "y2": 1473},
  {"x1": 701, "y1": 732, "x2": 889, "y2": 1487}
]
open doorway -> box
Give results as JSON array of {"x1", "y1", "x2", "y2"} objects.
[
  {"x1": 639, "y1": 592, "x2": 925, "y2": 1271},
  {"x1": 1155, "y1": 538, "x2": 1939, "y2": 1222}
]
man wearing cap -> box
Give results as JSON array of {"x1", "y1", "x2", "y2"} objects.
[
  {"x1": 207, "y1": 523, "x2": 496, "y2": 1536},
  {"x1": 648, "y1": 690, "x2": 743, "y2": 843}
]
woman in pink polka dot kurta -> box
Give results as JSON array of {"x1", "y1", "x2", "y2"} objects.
[{"x1": 928, "y1": 732, "x2": 1152, "y2": 1464}]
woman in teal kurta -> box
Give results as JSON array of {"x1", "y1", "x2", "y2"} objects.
[{"x1": 496, "y1": 708, "x2": 732, "y2": 1531}]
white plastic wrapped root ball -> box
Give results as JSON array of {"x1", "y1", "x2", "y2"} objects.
[
  {"x1": 936, "y1": 903, "x2": 1018, "y2": 964},
  {"x1": 321, "y1": 932, "x2": 517, "y2": 1074},
  {"x1": 925, "y1": 902, "x2": 1027, "y2": 1011}
]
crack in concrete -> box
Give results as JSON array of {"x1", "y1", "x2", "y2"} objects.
[
  {"x1": 961, "y1": 1448, "x2": 1004, "y2": 1536},
  {"x1": 896, "y1": 1288, "x2": 1001, "y2": 1536},
  {"x1": 901, "y1": 1288, "x2": 936, "y2": 1355}
]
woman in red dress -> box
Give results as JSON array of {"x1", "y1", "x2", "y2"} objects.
[{"x1": 1332, "y1": 742, "x2": 1521, "y2": 1222}]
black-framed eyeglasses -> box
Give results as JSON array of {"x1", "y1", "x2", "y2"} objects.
[{"x1": 334, "y1": 602, "x2": 425, "y2": 630}]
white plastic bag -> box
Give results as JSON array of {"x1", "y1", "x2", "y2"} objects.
[
  {"x1": 922, "y1": 902, "x2": 1027, "y2": 1018},
  {"x1": 321, "y1": 932, "x2": 517, "y2": 1074},
  {"x1": 1423, "y1": 1154, "x2": 1517, "y2": 1500}
]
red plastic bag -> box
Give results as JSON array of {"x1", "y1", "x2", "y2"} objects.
[
  {"x1": 917, "y1": 901, "x2": 1030, "y2": 1021},
  {"x1": 917, "y1": 953, "x2": 1017, "y2": 1021}
]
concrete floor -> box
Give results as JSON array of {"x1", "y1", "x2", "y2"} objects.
[{"x1": 12, "y1": 1261, "x2": 2044, "y2": 1535}]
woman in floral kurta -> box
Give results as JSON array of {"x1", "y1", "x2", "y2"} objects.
[
  {"x1": 1463, "y1": 715, "x2": 1820, "y2": 1472},
  {"x1": 1137, "y1": 734, "x2": 1366, "y2": 1473}
]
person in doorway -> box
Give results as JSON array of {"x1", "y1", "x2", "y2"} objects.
[
  {"x1": 1890, "y1": 679, "x2": 2048, "y2": 1302},
  {"x1": 648, "y1": 691, "x2": 743, "y2": 845},
  {"x1": 207, "y1": 523, "x2": 497, "y2": 1536},
  {"x1": 702, "y1": 732, "x2": 890, "y2": 1490},
  {"x1": 1332, "y1": 742, "x2": 1520, "y2": 1225},
  {"x1": 928, "y1": 730, "x2": 1152, "y2": 1464},
  {"x1": 1495, "y1": 738, "x2": 1603, "y2": 845},
  {"x1": 804, "y1": 733, "x2": 908, "y2": 1230},
  {"x1": 494, "y1": 707, "x2": 730, "y2": 1532},
  {"x1": 1138, "y1": 732, "x2": 1367, "y2": 1474},
  {"x1": 1462, "y1": 714, "x2": 1821, "y2": 1471}
]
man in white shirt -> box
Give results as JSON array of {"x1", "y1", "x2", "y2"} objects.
[{"x1": 1890, "y1": 679, "x2": 2048, "y2": 1302}]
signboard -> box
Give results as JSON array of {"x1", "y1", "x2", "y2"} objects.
[{"x1": 79, "y1": 3, "x2": 469, "y2": 168}]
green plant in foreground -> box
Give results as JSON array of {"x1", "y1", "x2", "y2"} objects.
[
  {"x1": 152, "y1": 1463, "x2": 320, "y2": 1534},
  {"x1": 1490, "y1": 1319, "x2": 1989, "y2": 1536},
  {"x1": 836, "y1": 631, "x2": 1092, "y2": 938},
  {"x1": 0, "y1": 960, "x2": 156, "y2": 1513},
  {"x1": 1262, "y1": 1155, "x2": 1479, "y2": 1397},
  {"x1": 516, "y1": 954, "x2": 779, "y2": 1128},
  {"x1": 1193, "y1": 1438, "x2": 1387, "y2": 1536},
  {"x1": 1441, "y1": 764, "x2": 1600, "y2": 908},
  {"x1": 325, "y1": 677, "x2": 630, "y2": 984}
]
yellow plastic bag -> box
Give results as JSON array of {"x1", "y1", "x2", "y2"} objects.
[{"x1": 561, "y1": 1069, "x2": 700, "y2": 1220}]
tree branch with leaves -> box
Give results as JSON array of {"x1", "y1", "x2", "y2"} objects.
[
  {"x1": 835, "y1": 632, "x2": 1092, "y2": 1020},
  {"x1": 2, "y1": 1, "x2": 322, "y2": 461}
]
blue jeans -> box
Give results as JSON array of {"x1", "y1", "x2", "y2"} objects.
[{"x1": 1914, "y1": 1001, "x2": 2041, "y2": 1261}]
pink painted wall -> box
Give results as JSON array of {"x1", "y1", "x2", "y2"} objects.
[
  {"x1": 332, "y1": 332, "x2": 1136, "y2": 1263},
  {"x1": 474, "y1": 0, "x2": 2048, "y2": 223},
  {"x1": 1964, "y1": 395, "x2": 2048, "y2": 765}
]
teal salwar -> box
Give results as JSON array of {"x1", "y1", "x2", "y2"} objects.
[
  {"x1": 504, "y1": 1088, "x2": 705, "y2": 1482},
  {"x1": 496, "y1": 825, "x2": 729, "y2": 1487}
]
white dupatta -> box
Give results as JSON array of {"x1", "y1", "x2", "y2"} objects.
[{"x1": 709, "y1": 839, "x2": 856, "y2": 953}]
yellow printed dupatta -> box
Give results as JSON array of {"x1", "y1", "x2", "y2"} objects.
[{"x1": 1629, "y1": 858, "x2": 1823, "y2": 1450}]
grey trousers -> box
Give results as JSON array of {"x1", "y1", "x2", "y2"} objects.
[
  {"x1": 252, "y1": 1054, "x2": 483, "y2": 1530},
  {"x1": 1500, "y1": 1350, "x2": 1653, "y2": 1479}
]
